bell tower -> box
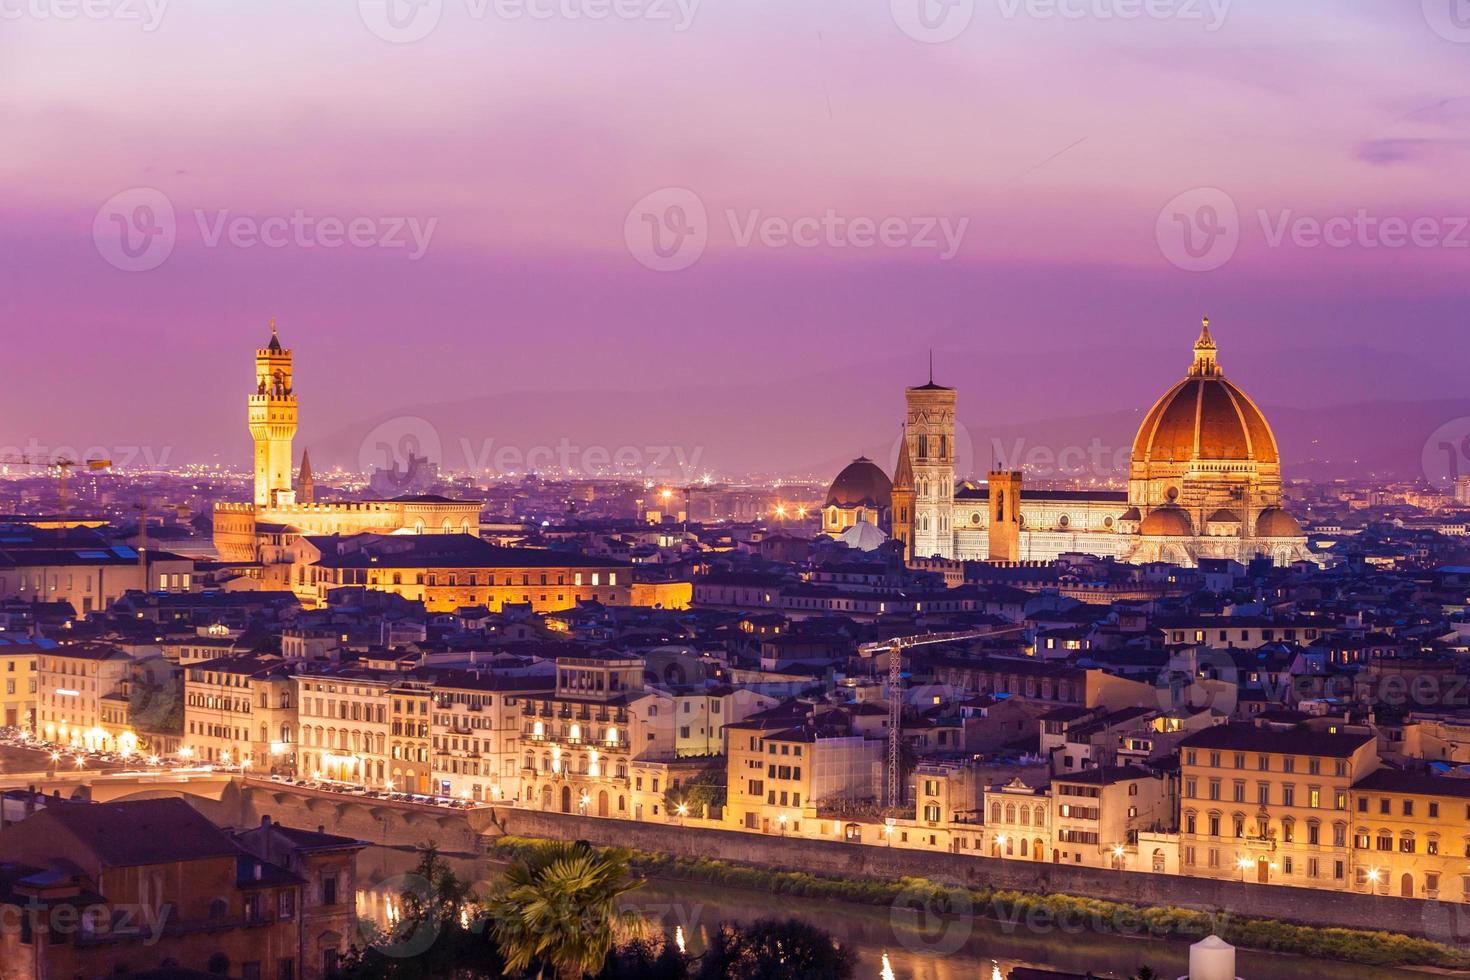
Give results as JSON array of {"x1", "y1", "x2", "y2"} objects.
[
  {"x1": 906, "y1": 360, "x2": 956, "y2": 559},
  {"x1": 250, "y1": 320, "x2": 298, "y2": 507},
  {"x1": 987, "y1": 469, "x2": 1022, "y2": 562}
]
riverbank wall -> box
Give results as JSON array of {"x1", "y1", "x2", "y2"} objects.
[{"x1": 195, "y1": 779, "x2": 1470, "y2": 944}]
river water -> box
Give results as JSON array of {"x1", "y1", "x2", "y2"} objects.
[{"x1": 354, "y1": 844, "x2": 1433, "y2": 980}]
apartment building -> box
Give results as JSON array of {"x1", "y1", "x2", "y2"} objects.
[
  {"x1": 182, "y1": 655, "x2": 299, "y2": 769},
  {"x1": 518, "y1": 655, "x2": 675, "y2": 817},
  {"x1": 0, "y1": 639, "x2": 41, "y2": 731},
  {"x1": 1348, "y1": 767, "x2": 1470, "y2": 901},
  {"x1": 294, "y1": 666, "x2": 396, "y2": 788},
  {"x1": 35, "y1": 643, "x2": 136, "y2": 753},
  {"x1": 1178, "y1": 723, "x2": 1377, "y2": 887},
  {"x1": 0, "y1": 799, "x2": 308, "y2": 980},
  {"x1": 725, "y1": 713, "x2": 883, "y2": 837},
  {"x1": 423, "y1": 668, "x2": 553, "y2": 801},
  {"x1": 1049, "y1": 765, "x2": 1174, "y2": 869},
  {"x1": 389, "y1": 680, "x2": 433, "y2": 795}
]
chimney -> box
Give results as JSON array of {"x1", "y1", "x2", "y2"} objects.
[
  {"x1": 261, "y1": 814, "x2": 272, "y2": 828},
  {"x1": 318, "y1": 825, "x2": 325, "y2": 834}
]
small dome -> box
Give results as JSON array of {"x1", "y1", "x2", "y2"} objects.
[
  {"x1": 840, "y1": 521, "x2": 888, "y2": 552},
  {"x1": 1208, "y1": 508, "x2": 1241, "y2": 524},
  {"x1": 1140, "y1": 505, "x2": 1194, "y2": 537},
  {"x1": 1120, "y1": 507, "x2": 1142, "y2": 522},
  {"x1": 1255, "y1": 507, "x2": 1303, "y2": 538},
  {"x1": 826, "y1": 457, "x2": 892, "y2": 509}
]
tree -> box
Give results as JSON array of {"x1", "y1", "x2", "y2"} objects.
[
  {"x1": 342, "y1": 844, "x2": 502, "y2": 980},
  {"x1": 664, "y1": 768, "x2": 727, "y2": 818},
  {"x1": 488, "y1": 840, "x2": 644, "y2": 980},
  {"x1": 596, "y1": 936, "x2": 691, "y2": 980},
  {"x1": 697, "y1": 918, "x2": 856, "y2": 980}
]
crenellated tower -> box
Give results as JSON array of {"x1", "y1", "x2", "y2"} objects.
[{"x1": 250, "y1": 320, "x2": 298, "y2": 507}]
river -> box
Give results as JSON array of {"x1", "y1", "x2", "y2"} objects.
[{"x1": 352, "y1": 844, "x2": 1438, "y2": 979}]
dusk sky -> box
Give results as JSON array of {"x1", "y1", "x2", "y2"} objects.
[{"x1": 4, "y1": 0, "x2": 1470, "y2": 477}]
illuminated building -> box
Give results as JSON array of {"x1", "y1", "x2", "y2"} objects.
[
  {"x1": 868, "y1": 319, "x2": 1312, "y2": 567},
  {"x1": 214, "y1": 325, "x2": 481, "y2": 564},
  {"x1": 518, "y1": 656, "x2": 676, "y2": 818},
  {"x1": 182, "y1": 655, "x2": 299, "y2": 771},
  {"x1": 1178, "y1": 724, "x2": 1372, "y2": 888},
  {"x1": 426, "y1": 668, "x2": 554, "y2": 802},
  {"x1": 0, "y1": 638, "x2": 40, "y2": 731},
  {"x1": 820, "y1": 457, "x2": 891, "y2": 543},
  {"x1": 293, "y1": 667, "x2": 397, "y2": 789},
  {"x1": 286, "y1": 532, "x2": 633, "y2": 613},
  {"x1": 35, "y1": 643, "x2": 138, "y2": 754}
]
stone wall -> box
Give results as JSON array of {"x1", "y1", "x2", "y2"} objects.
[{"x1": 192, "y1": 781, "x2": 1470, "y2": 944}]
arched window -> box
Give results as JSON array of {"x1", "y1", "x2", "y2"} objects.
[{"x1": 996, "y1": 490, "x2": 1005, "y2": 521}]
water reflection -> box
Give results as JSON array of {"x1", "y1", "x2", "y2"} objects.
[{"x1": 353, "y1": 845, "x2": 1425, "y2": 980}]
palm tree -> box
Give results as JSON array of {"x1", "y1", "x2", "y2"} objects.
[{"x1": 489, "y1": 840, "x2": 644, "y2": 980}]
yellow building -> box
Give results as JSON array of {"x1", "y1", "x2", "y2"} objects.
[
  {"x1": 1347, "y1": 768, "x2": 1470, "y2": 901},
  {"x1": 35, "y1": 643, "x2": 139, "y2": 754},
  {"x1": 182, "y1": 655, "x2": 298, "y2": 770},
  {"x1": 389, "y1": 681, "x2": 434, "y2": 795},
  {"x1": 294, "y1": 667, "x2": 396, "y2": 789},
  {"x1": 1178, "y1": 723, "x2": 1375, "y2": 887},
  {"x1": 290, "y1": 533, "x2": 635, "y2": 613},
  {"x1": 0, "y1": 640, "x2": 39, "y2": 731},
  {"x1": 423, "y1": 668, "x2": 554, "y2": 802},
  {"x1": 724, "y1": 709, "x2": 884, "y2": 837}
]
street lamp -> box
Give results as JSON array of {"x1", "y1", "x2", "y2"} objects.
[
  {"x1": 884, "y1": 818, "x2": 896, "y2": 847},
  {"x1": 676, "y1": 802, "x2": 689, "y2": 825}
]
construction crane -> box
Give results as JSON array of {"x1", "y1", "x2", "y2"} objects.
[
  {"x1": 0, "y1": 455, "x2": 112, "y2": 514},
  {"x1": 859, "y1": 625, "x2": 1030, "y2": 811}
]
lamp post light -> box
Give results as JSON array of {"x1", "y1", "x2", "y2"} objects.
[{"x1": 884, "y1": 818, "x2": 896, "y2": 847}]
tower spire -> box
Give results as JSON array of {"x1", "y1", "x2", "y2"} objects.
[
  {"x1": 928, "y1": 349, "x2": 934, "y2": 385},
  {"x1": 892, "y1": 423, "x2": 914, "y2": 491},
  {"x1": 297, "y1": 449, "x2": 316, "y2": 505}
]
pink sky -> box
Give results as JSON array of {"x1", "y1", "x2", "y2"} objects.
[{"x1": 2, "y1": 0, "x2": 1469, "y2": 473}]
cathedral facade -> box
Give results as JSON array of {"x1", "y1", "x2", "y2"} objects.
[
  {"x1": 213, "y1": 326, "x2": 482, "y2": 563},
  {"x1": 826, "y1": 320, "x2": 1313, "y2": 568}
]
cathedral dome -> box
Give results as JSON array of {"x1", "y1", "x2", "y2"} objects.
[
  {"x1": 1140, "y1": 504, "x2": 1194, "y2": 537},
  {"x1": 826, "y1": 457, "x2": 892, "y2": 509},
  {"x1": 1254, "y1": 507, "x2": 1303, "y2": 538},
  {"x1": 1131, "y1": 319, "x2": 1279, "y2": 467}
]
